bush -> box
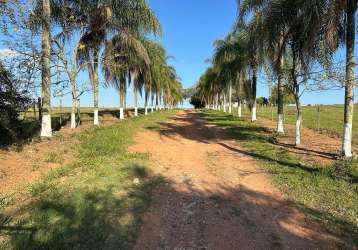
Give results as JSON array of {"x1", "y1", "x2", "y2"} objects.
[
  {"x1": 189, "y1": 96, "x2": 205, "y2": 109},
  {"x1": 0, "y1": 63, "x2": 31, "y2": 145}
]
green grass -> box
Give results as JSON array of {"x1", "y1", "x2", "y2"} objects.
[
  {"x1": 2, "y1": 107, "x2": 147, "y2": 148},
  {"x1": 0, "y1": 110, "x2": 177, "y2": 249},
  {"x1": 201, "y1": 110, "x2": 358, "y2": 247},
  {"x1": 240, "y1": 104, "x2": 358, "y2": 142},
  {"x1": 44, "y1": 152, "x2": 64, "y2": 164}
]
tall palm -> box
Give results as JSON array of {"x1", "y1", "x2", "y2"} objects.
[
  {"x1": 76, "y1": 4, "x2": 112, "y2": 126},
  {"x1": 341, "y1": 0, "x2": 357, "y2": 157},
  {"x1": 234, "y1": 19, "x2": 266, "y2": 122},
  {"x1": 77, "y1": 0, "x2": 161, "y2": 125},
  {"x1": 103, "y1": 31, "x2": 151, "y2": 119},
  {"x1": 39, "y1": 0, "x2": 52, "y2": 137},
  {"x1": 239, "y1": 0, "x2": 286, "y2": 130}
]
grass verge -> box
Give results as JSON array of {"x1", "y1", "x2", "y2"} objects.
[
  {"x1": 236, "y1": 104, "x2": 358, "y2": 143},
  {"x1": 0, "y1": 110, "x2": 177, "y2": 250},
  {"x1": 201, "y1": 110, "x2": 358, "y2": 247}
]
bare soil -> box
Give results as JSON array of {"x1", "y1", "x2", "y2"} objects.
[
  {"x1": 0, "y1": 117, "x2": 120, "y2": 195},
  {"x1": 131, "y1": 111, "x2": 340, "y2": 249},
  {"x1": 256, "y1": 117, "x2": 351, "y2": 164}
]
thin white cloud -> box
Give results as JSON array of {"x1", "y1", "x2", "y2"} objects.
[{"x1": 0, "y1": 48, "x2": 18, "y2": 58}]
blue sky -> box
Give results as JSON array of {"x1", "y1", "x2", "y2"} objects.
[
  {"x1": 58, "y1": 0, "x2": 240, "y2": 108},
  {"x1": 94, "y1": 0, "x2": 355, "y2": 107},
  {"x1": 1, "y1": 0, "x2": 355, "y2": 107}
]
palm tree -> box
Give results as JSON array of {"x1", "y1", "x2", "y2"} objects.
[
  {"x1": 341, "y1": 0, "x2": 357, "y2": 157},
  {"x1": 239, "y1": 0, "x2": 286, "y2": 130},
  {"x1": 40, "y1": 0, "x2": 52, "y2": 137},
  {"x1": 77, "y1": 0, "x2": 161, "y2": 125},
  {"x1": 103, "y1": 31, "x2": 151, "y2": 119},
  {"x1": 77, "y1": 4, "x2": 112, "y2": 126},
  {"x1": 212, "y1": 33, "x2": 249, "y2": 116},
  {"x1": 234, "y1": 20, "x2": 265, "y2": 122}
]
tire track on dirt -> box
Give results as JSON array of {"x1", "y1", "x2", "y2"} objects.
[{"x1": 130, "y1": 111, "x2": 339, "y2": 249}]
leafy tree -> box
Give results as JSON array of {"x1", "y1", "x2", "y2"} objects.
[
  {"x1": 190, "y1": 96, "x2": 205, "y2": 109},
  {"x1": 0, "y1": 63, "x2": 31, "y2": 144},
  {"x1": 256, "y1": 97, "x2": 269, "y2": 106}
]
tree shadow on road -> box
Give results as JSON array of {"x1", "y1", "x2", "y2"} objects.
[{"x1": 1, "y1": 168, "x2": 356, "y2": 249}]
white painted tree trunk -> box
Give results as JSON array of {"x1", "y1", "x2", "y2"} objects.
[
  {"x1": 277, "y1": 114, "x2": 284, "y2": 133},
  {"x1": 223, "y1": 93, "x2": 227, "y2": 113},
  {"x1": 342, "y1": 123, "x2": 353, "y2": 157},
  {"x1": 41, "y1": 114, "x2": 52, "y2": 137},
  {"x1": 70, "y1": 112, "x2": 76, "y2": 129},
  {"x1": 134, "y1": 87, "x2": 138, "y2": 116},
  {"x1": 119, "y1": 108, "x2": 124, "y2": 120},
  {"x1": 251, "y1": 101, "x2": 257, "y2": 122},
  {"x1": 342, "y1": 0, "x2": 356, "y2": 158},
  {"x1": 229, "y1": 83, "x2": 232, "y2": 114},
  {"x1": 238, "y1": 102, "x2": 242, "y2": 118},
  {"x1": 94, "y1": 109, "x2": 99, "y2": 125},
  {"x1": 145, "y1": 106, "x2": 148, "y2": 115},
  {"x1": 40, "y1": 0, "x2": 52, "y2": 138},
  {"x1": 295, "y1": 115, "x2": 301, "y2": 145},
  {"x1": 151, "y1": 106, "x2": 154, "y2": 113},
  {"x1": 216, "y1": 93, "x2": 219, "y2": 110}
]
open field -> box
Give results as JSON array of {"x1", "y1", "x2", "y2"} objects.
[{"x1": 234, "y1": 104, "x2": 358, "y2": 143}]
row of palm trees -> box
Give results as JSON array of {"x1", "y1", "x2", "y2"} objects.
[
  {"x1": 32, "y1": 0, "x2": 182, "y2": 137},
  {"x1": 193, "y1": 0, "x2": 356, "y2": 158}
]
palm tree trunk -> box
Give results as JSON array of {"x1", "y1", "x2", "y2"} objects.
[
  {"x1": 155, "y1": 93, "x2": 159, "y2": 111},
  {"x1": 342, "y1": 0, "x2": 357, "y2": 157},
  {"x1": 134, "y1": 88, "x2": 138, "y2": 117},
  {"x1": 216, "y1": 92, "x2": 219, "y2": 111},
  {"x1": 229, "y1": 82, "x2": 232, "y2": 114},
  {"x1": 90, "y1": 51, "x2": 100, "y2": 126},
  {"x1": 40, "y1": 0, "x2": 52, "y2": 137},
  {"x1": 145, "y1": 88, "x2": 149, "y2": 115},
  {"x1": 151, "y1": 93, "x2": 154, "y2": 112},
  {"x1": 294, "y1": 83, "x2": 301, "y2": 146},
  {"x1": 268, "y1": 78, "x2": 273, "y2": 104},
  {"x1": 251, "y1": 65, "x2": 257, "y2": 122},
  {"x1": 93, "y1": 72, "x2": 99, "y2": 125},
  {"x1": 119, "y1": 79, "x2": 125, "y2": 120},
  {"x1": 277, "y1": 56, "x2": 284, "y2": 133},
  {"x1": 238, "y1": 100, "x2": 242, "y2": 118},
  {"x1": 291, "y1": 46, "x2": 301, "y2": 145},
  {"x1": 223, "y1": 92, "x2": 227, "y2": 113}
]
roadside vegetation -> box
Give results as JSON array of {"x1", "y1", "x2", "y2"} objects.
[
  {"x1": 192, "y1": 0, "x2": 358, "y2": 158},
  {"x1": 234, "y1": 104, "x2": 358, "y2": 143},
  {"x1": 201, "y1": 110, "x2": 358, "y2": 247},
  {"x1": 0, "y1": 110, "x2": 176, "y2": 249},
  {"x1": 1, "y1": 0, "x2": 183, "y2": 147}
]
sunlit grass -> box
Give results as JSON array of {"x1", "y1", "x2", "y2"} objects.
[{"x1": 235, "y1": 104, "x2": 358, "y2": 142}]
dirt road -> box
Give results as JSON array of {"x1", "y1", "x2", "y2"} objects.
[{"x1": 131, "y1": 111, "x2": 338, "y2": 249}]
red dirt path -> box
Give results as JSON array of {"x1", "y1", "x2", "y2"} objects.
[{"x1": 130, "y1": 111, "x2": 340, "y2": 249}]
